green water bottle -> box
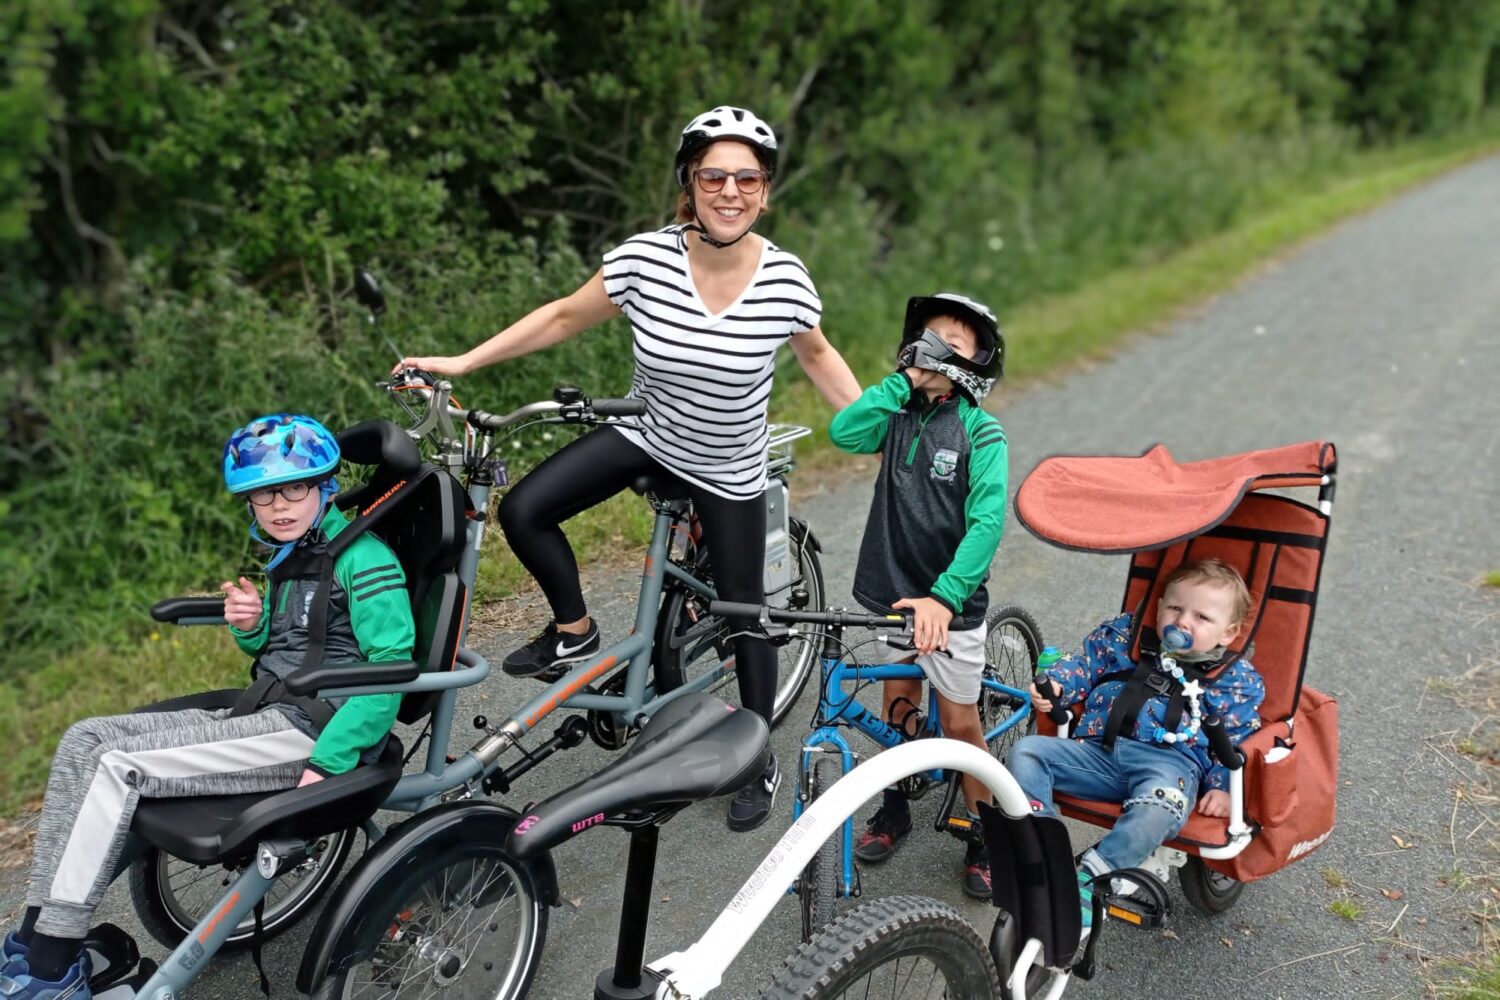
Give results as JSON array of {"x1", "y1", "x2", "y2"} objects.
[{"x1": 1035, "y1": 646, "x2": 1070, "y2": 724}]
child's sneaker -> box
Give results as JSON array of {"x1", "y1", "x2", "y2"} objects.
[
  {"x1": 853, "y1": 803, "x2": 912, "y2": 862},
  {"x1": 0, "y1": 959, "x2": 90, "y2": 1000},
  {"x1": 1, "y1": 934, "x2": 26, "y2": 976},
  {"x1": 962, "y1": 840, "x2": 992, "y2": 899},
  {"x1": 1076, "y1": 869, "x2": 1095, "y2": 944}
]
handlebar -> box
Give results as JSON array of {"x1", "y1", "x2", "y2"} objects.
[
  {"x1": 707, "y1": 601, "x2": 911, "y2": 631},
  {"x1": 1203, "y1": 716, "x2": 1245, "y2": 770},
  {"x1": 1040, "y1": 678, "x2": 1072, "y2": 726},
  {"x1": 386, "y1": 367, "x2": 643, "y2": 446}
]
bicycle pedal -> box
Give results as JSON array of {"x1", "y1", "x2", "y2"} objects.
[
  {"x1": 1098, "y1": 867, "x2": 1171, "y2": 929},
  {"x1": 938, "y1": 814, "x2": 982, "y2": 843}
]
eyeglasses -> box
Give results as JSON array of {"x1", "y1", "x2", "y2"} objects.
[
  {"x1": 246, "y1": 482, "x2": 314, "y2": 507},
  {"x1": 694, "y1": 167, "x2": 767, "y2": 195}
]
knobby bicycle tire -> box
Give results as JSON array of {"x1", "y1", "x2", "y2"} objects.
[{"x1": 765, "y1": 894, "x2": 1001, "y2": 999}]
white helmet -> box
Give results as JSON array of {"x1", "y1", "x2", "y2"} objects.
[{"x1": 674, "y1": 106, "x2": 779, "y2": 188}]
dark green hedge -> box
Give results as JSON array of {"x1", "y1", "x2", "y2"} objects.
[{"x1": 3, "y1": 0, "x2": 1498, "y2": 656}]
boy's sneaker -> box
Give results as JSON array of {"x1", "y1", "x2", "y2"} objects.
[
  {"x1": 502, "y1": 621, "x2": 599, "y2": 679},
  {"x1": 0, "y1": 959, "x2": 89, "y2": 1000},
  {"x1": 962, "y1": 840, "x2": 992, "y2": 900},
  {"x1": 1, "y1": 935, "x2": 26, "y2": 975},
  {"x1": 853, "y1": 804, "x2": 912, "y2": 863},
  {"x1": 727, "y1": 758, "x2": 780, "y2": 832}
]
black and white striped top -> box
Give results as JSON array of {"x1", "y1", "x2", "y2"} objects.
[{"x1": 602, "y1": 226, "x2": 822, "y2": 500}]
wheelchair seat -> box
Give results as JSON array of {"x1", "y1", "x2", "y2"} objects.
[
  {"x1": 506, "y1": 693, "x2": 768, "y2": 859},
  {"x1": 131, "y1": 736, "x2": 403, "y2": 865}
]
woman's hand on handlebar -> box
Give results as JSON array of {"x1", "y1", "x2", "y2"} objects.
[
  {"x1": 891, "y1": 596, "x2": 951, "y2": 655},
  {"x1": 392, "y1": 354, "x2": 473, "y2": 377}
]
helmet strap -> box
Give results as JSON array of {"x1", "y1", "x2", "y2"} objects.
[{"x1": 246, "y1": 478, "x2": 339, "y2": 571}]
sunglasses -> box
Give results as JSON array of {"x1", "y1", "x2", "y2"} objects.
[
  {"x1": 694, "y1": 167, "x2": 768, "y2": 195},
  {"x1": 246, "y1": 481, "x2": 315, "y2": 507}
]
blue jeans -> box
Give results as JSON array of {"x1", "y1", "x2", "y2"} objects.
[{"x1": 1008, "y1": 735, "x2": 1202, "y2": 872}]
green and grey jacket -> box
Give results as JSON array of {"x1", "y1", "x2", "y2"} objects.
[
  {"x1": 230, "y1": 507, "x2": 415, "y2": 775},
  {"x1": 830, "y1": 372, "x2": 1008, "y2": 631}
]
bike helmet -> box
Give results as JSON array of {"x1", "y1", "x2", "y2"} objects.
[
  {"x1": 896, "y1": 293, "x2": 1006, "y2": 404},
  {"x1": 674, "y1": 106, "x2": 779, "y2": 188},
  {"x1": 223, "y1": 413, "x2": 341, "y2": 495}
]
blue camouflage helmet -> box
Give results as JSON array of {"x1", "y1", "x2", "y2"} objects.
[{"x1": 223, "y1": 413, "x2": 341, "y2": 495}]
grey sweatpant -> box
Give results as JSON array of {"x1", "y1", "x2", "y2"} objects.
[{"x1": 27, "y1": 706, "x2": 315, "y2": 938}]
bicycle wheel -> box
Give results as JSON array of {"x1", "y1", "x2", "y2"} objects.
[
  {"x1": 310, "y1": 840, "x2": 547, "y2": 1000},
  {"x1": 655, "y1": 517, "x2": 824, "y2": 726},
  {"x1": 799, "y1": 757, "x2": 843, "y2": 943},
  {"x1": 1179, "y1": 856, "x2": 1245, "y2": 914},
  {"x1": 128, "y1": 829, "x2": 352, "y2": 950},
  {"x1": 980, "y1": 605, "x2": 1042, "y2": 763},
  {"x1": 766, "y1": 895, "x2": 1001, "y2": 999}
]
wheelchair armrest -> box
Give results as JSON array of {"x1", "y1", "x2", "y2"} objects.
[
  {"x1": 151, "y1": 597, "x2": 228, "y2": 624},
  {"x1": 283, "y1": 660, "x2": 421, "y2": 696}
]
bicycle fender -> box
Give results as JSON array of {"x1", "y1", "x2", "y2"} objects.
[
  {"x1": 295, "y1": 800, "x2": 559, "y2": 994},
  {"x1": 792, "y1": 517, "x2": 820, "y2": 552}
]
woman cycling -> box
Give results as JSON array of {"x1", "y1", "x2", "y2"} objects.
[{"x1": 396, "y1": 106, "x2": 861, "y2": 832}]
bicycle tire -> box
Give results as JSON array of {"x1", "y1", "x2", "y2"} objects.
[
  {"x1": 765, "y1": 894, "x2": 1001, "y2": 999},
  {"x1": 309, "y1": 839, "x2": 547, "y2": 1000},
  {"x1": 128, "y1": 828, "x2": 352, "y2": 950},
  {"x1": 1179, "y1": 855, "x2": 1245, "y2": 914},
  {"x1": 655, "y1": 517, "x2": 824, "y2": 727},
  {"x1": 799, "y1": 757, "x2": 842, "y2": 942},
  {"x1": 981, "y1": 605, "x2": 1043, "y2": 762}
]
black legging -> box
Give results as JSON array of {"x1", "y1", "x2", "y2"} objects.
[{"x1": 498, "y1": 427, "x2": 776, "y2": 722}]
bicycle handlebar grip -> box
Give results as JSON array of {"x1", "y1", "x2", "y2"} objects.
[
  {"x1": 1203, "y1": 716, "x2": 1245, "y2": 769},
  {"x1": 467, "y1": 408, "x2": 505, "y2": 430},
  {"x1": 1041, "y1": 678, "x2": 1072, "y2": 725},
  {"x1": 707, "y1": 600, "x2": 765, "y2": 622},
  {"x1": 591, "y1": 397, "x2": 647, "y2": 417}
]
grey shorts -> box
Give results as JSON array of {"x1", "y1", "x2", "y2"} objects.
[{"x1": 863, "y1": 623, "x2": 988, "y2": 704}]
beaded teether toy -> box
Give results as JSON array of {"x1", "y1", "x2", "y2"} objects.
[{"x1": 1151, "y1": 624, "x2": 1203, "y2": 745}]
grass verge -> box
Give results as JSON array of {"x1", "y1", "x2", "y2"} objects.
[{"x1": 5, "y1": 128, "x2": 1499, "y2": 817}]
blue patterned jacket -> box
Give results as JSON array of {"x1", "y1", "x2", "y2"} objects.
[{"x1": 1042, "y1": 613, "x2": 1266, "y2": 792}]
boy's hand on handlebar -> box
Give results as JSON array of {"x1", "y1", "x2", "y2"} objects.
[
  {"x1": 1028, "y1": 681, "x2": 1055, "y2": 715},
  {"x1": 222, "y1": 576, "x2": 262, "y2": 630},
  {"x1": 891, "y1": 597, "x2": 951, "y2": 655},
  {"x1": 1197, "y1": 789, "x2": 1229, "y2": 817},
  {"x1": 392, "y1": 354, "x2": 471, "y2": 377}
]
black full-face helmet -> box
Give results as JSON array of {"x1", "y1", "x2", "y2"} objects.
[{"x1": 896, "y1": 292, "x2": 1006, "y2": 403}]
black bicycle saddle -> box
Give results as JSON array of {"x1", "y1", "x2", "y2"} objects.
[{"x1": 505, "y1": 692, "x2": 769, "y2": 858}]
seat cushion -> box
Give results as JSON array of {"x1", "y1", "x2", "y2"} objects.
[
  {"x1": 1055, "y1": 792, "x2": 1240, "y2": 852},
  {"x1": 131, "y1": 737, "x2": 403, "y2": 864}
]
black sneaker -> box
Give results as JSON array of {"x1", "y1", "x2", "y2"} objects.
[
  {"x1": 854, "y1": 803, "x2": 912, "y2": 863},
  {"x1": 962, "y1": 840, "x2": 992, "y2": 900},
  {"x1": 502, "y1": 621, "x2": 600, "y2": 678},
  {"x1": 727, "y1": 757, "x2": 780, "y2": 832}
]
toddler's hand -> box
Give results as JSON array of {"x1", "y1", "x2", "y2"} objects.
[
  {"x1": 1197, "y1": 789, "x2": 1230, "y2": 817},
  {"x1": 1028, "y1": 681, "x2": 1055, "y2": 714},
  {"x1": 892, "y1": 596, "x2": 952, "y2": 655},
  {"x1": 222, "y1": 576, "x2": 262, "y2": 630}
]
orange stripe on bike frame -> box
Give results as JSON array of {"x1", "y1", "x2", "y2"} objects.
[
  {"x1": 199, "y1": 891, "x2": 241, "y2": 943},
  {"x1": 524, "y1": 656, "x2": 619, "y2": 728}
]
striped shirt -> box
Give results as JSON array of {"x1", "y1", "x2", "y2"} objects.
[{"x1": 602, "y1": 225, "x2": 822, "y2": 500}]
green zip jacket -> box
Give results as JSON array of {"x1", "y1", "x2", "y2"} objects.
[
  {"x1": 830, "y1": 372, "x2": 1008, "y2": 630},
  {"x1": 229, "y1": 507, "x2": 415, "y2": 775}
]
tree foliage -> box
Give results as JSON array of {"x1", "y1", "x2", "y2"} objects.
[{"x1": 2, "y1": 0, "x2": 1498, "y2": 656}]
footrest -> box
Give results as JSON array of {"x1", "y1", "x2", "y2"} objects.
[
  {"x1": 83, "y1": 923, "x2": 140, "y2": 993},
  {"x1": 1097, "y1": 868, "x2": 1171, "y2": 929}
]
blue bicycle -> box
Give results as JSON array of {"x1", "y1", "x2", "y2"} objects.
[{"x1": 709, "y1": 600, "x2": 1043, "y2": 940}]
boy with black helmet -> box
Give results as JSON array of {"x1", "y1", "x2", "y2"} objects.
[
  {"x1": 2, "y1": 415, "x2": 413, "y2": 1000},
  {"x1": 830, "y1": 293, "x2": 1009, "y2": 898}
]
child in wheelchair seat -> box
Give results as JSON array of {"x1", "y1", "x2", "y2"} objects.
[
  {"x1": 1009, "y1": 558, "x2": 1265, "y2": 937},
  {"x1": 2, "y1": 414, "x2": 414, "y2": 1000},
  {"x1": 829, "y1": 292, "x2": 1008, "y2": 900}
]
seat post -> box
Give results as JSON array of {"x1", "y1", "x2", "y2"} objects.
[{"x1": 596, "y1": 825, "x2": 663, "y2": 1000}]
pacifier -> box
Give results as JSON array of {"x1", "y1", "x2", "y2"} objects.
[{"x1": 1160, "y1": 623, "x2": 1193, "y2": 652}]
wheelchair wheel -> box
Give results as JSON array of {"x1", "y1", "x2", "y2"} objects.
[
  {"x1": 655, "y1": 517, "x2": 824, "y2": 727},
  {"x1": 310, "y1": 840, "x2": 546, "y2": 1000},
  {"x1": 799, "y1": 757, "x2": 842, "y2": 943},
  {"x1": 1179, "y1": 856, "x2": 1245, "y2": 914},
  {"x1": 767, "y1": 895, "x2": 1001, "y2": 999},
  {"x1": 128, "y1": 828, "x2": 352, "y2": 950},
  {"x1": 981, "y1": 605, "x2": 1042, "y2": 762}
]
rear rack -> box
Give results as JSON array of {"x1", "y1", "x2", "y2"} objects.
[{"x1": 767, "y1": 424, "x2": 811, "y2": 478}]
